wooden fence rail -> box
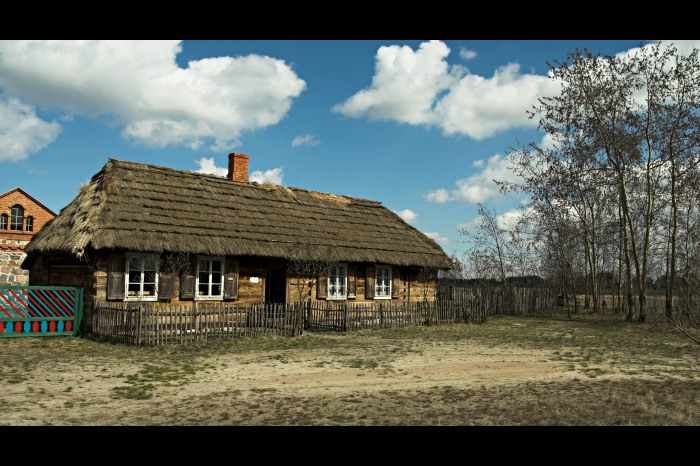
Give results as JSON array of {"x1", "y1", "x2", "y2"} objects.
[
  {"x1": 93, "y1": 301, "x2": 304, "y2": 346},
  {"x1": 436, "y1": 286, "x2": 559, "y2": 317},
  {"x1": 93, "y1": 287, "x2": 558, "y2": 345},
  {"x1": 305, "y1": 299, "x2": 488, "y2": 331}
]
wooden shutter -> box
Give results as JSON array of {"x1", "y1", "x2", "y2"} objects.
[
  {"x1": 347, "y1": 265, "x2": 356, "y2": 298},
  {"x1": 159, "y1": 273, "x2": 175, "y2": 300},
  {"x1": 224, "y1": 259, "x2": 239, "y2": 300},
  {"x1": 316, "y1": 268, "x2": 328, "y2": 299},
  {"x1": 391, "y1": 267, "x2": 400, "y2": 299},
  {"x1": 365, "y1": 265, "x2": 375, "y2": 299},
  {"x1": 107, "y1": 254, "x2": 125, "y2": 300},
  {"x1": 180, "y1": 256, "x2": 196, "y2": 300}
]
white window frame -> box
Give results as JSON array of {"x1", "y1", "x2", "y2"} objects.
[
  {"x1": 124, "y1": 254, "x2": 159, "y2": 301},
  {"x1": 327, "y1": 263, "x2": 347, "y2": 300},
  {"x1": 195, "y1": 256, "x2": 225, "y2": 301},
  {"x1": 374, "y1": 265, "x2": 392, "y2": 299}
]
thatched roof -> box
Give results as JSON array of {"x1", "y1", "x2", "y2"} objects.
[{"x1": 24, "y1": 158, "x2": 452, "y2": 268}]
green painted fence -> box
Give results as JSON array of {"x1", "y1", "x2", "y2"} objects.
[{"x1": 0, "y1": 286, "x2": 83, "y2": 338}]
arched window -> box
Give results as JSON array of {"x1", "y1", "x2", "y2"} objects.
[
  {"x1": 10, "y1": 205, "x2": 24, "y2": 231},
  {"x1": 25, "y1": 216, "x2": 34, "y2": 232},
  {"x1": 0, "y1": 213, "x2": 7, "y2": 230}
]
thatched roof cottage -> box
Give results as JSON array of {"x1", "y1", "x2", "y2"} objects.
[{"x1": 22, "y1": 153, "x2": 452, "y2": 331}]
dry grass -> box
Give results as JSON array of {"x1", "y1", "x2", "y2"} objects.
[{"x1": 1, "y1": 312, "x2": 698, "y2": 426}]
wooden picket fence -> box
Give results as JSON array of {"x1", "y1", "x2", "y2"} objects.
[
  {"x1": 437, "y1": 286, "x2": 559, "y2": 317},
  {"x1": 306, "y1": 299, "x2": 487, "y2": 331},
  {"x1": 93, "y1": 301, "x2": 304, "y2": 346},
  {"x1": 92, "y1": 286, "x2": 558, "y2": 345}
]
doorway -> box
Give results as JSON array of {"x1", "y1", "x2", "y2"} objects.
[{"x1": 265, "y1": 267, "x2": 286, "y2": 304}]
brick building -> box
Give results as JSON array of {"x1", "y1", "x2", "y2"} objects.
[{"x1": 0, "y1": 188, "x2": 56, "y2": 285}]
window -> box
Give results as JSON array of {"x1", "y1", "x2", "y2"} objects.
[
  {"x1": 25, "y1": 216, "x2": 34, "y2": 232},
  {"x1": 0, "y1": 214, "x2": 7, "y2": 230},
  {"x1": 125, "y1": 254, "x2": 158, "y2": 300},
  {"x1": 196, "y1": 257, "x2": 224, "y2": 300},
  {"x1": 10, "y1": 205, "x2": 24, "y2": 231},
  {"x1": 375, "y1": 266, "x2": 392, "y2": 298},
  {"x1": 327, "y1": 264, "x2": 347, "y2": 299}
]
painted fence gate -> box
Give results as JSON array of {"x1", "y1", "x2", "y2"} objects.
[{"x1": 0, "y1": 286, "x2": 83, "y2": 338}]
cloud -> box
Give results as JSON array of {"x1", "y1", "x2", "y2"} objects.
[
  {"x1": 424, "y1": 188, "x2": 450, "y2": 203},
  {"x1": 251, "y1": 167, "x2": 283, "y2": 185},
  {"x1": 0, "y1": 40, "x2": 306, "y2": 155},
  {"x1": 291, "y1": 134, "x2": 320, "y2": 147},
  {"x1": 195, "y1": 157, "x2": 228, "y2": 176},
  {"x1": 494, "y1": 208, "x2": 524, "y2": 230},
  {"x1": 425, "y1": 153, "x2": 521, "y2": 204},
  {"x1": 332, "y1": 40, "x2": 459, "y2": 126},
  {"x1": 457, "y1": 207, "x2": 527, "y2": 232},
  {"x1": 459, "y1": 48, "x2": 477, "y2": 60},
  {"x1": 0, "y1": 98, "x2": 61, "y2": 161},
  {"x1": 424, "y1": 231, "x2": 451, "y2": 244},
  {"x1": 334, "y1": 40, "x2": 558, "y2": 140},
  {"x1": 194, "y1": 157, "x2": 284, "y2": 185},
  {"x1": 664, "y1": 40, "x2": 700, "y2": 56},
  {"x1": 394, "y1": 209, "x2": 417, "y2": 223},
  {"x1": 434, "y1": 62, "x2": 559, "y2": 139}
]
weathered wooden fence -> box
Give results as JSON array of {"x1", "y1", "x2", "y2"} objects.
[
  {"x1": 93, "y1": 301, "x2": 304, "y2": 345},
  {"x1": 93, "y1": 286, "x2": 558, "y2": 345},
  {"x1": 305, "y1": 299, "x2": 487, "y2": 331},
  {"x1": 437, "y1": 286, "x2": 559, "y2": 317}
]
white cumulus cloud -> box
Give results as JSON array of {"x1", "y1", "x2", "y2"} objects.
[
  {"x1": 195, "y1": 157, "x2": 228, "y2": 176},
  {"x1": 425, "y1": 153, "x2": 521, "y2": 204},
  {"x1": 334, "y1": 40, "x2": 559, "y2": 140},
  {"x1": 251, "y1": 167, "x2": 284, "y2": 185},
  {"x1": 291, "y1": 134, "x2": 320, "y2": 147},
  {"x1": 459, "y1": 48, "x2": 477, "y2": 60},
  {"x1": 424, "y1": 231, "x2": 451, "y2": 245},
  {"x1": 394, "y1": 209, "x2": 417, "y2": 223},
  {"x1": 332, "y1": 40, "x2": 459, "y2": 126},
  {"x1": 194, "y1": 157, "x2": 283, "y2": 185},
  {"x1": 0, "y1": 40, "x2": 306, "y2": 155},
  {"x1": 0, "y1": 98, "x2": 61, "y2": 161}
]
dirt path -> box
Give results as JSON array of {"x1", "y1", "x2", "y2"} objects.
[{"x1": 2, "y1": 336, "x2": 593, "y2": 425}]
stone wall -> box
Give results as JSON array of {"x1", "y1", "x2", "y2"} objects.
[{"x1": 0, "y1": 240, "x2": 29, "y2": 285}]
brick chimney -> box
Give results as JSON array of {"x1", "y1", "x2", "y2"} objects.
[{"x1": 227, "y1": 152, "x2": 250, "y2": 183}]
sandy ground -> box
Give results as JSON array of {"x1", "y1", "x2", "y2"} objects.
[{"x1": 1, "y1": 333, "x2": 597, "y2": 426}]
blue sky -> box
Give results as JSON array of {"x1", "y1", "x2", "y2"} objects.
[{"x1": 2, "y1": 40, "x2": 698, "y2": 259}]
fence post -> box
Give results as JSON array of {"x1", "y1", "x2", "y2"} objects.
[
  {"x1": 343, "y1": 303, "x2": 348, "y2": 332},
  {"x1": 306, "y1": 299, "x2": 311, "y2": 329},
  {"x1": 136, "y1": 304, "x2": 142, "y2": 346}
]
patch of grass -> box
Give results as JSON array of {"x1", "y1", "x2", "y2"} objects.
[
  {"x1": 112, "y1": 383, "x2": 157, "y2": 400},
  {"x1": 345, "y1": 358, "x2": 379, "y2": 369},
  {"x1": 250, "y1": 388, "x2": 278, "y2": 394}
]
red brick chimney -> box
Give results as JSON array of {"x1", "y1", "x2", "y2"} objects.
[{"x1": 227, "y1": 152, "x2": 250, "y2": 183}]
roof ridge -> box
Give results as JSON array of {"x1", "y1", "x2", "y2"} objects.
[{"x1": 105, "y1": 158, "x2": 381, "y2": 205}]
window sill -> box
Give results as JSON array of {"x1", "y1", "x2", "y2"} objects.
[
  {"x1": 374, "y1": 296, "x2": 392, "y2": 300},
  {"x1": 326, "y1": 297, "x2": 347, "y2": 301},
  {"x1": 125, "y1": 297, "x2": 158, "y2": 302},
  {"x1": 195, "y1": 297, "x2": 224, "y2": 301}
]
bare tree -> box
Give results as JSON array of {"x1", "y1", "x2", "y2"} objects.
[
  {"x1": 285, "y1": 243, "x2": 337, "y2": 303},
  {"x1": 461, "y1": 204, "x2": 513, "y2": 285},
  {"x1": 502, "y1": 41, "x2": 700, "y2": 323}
]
